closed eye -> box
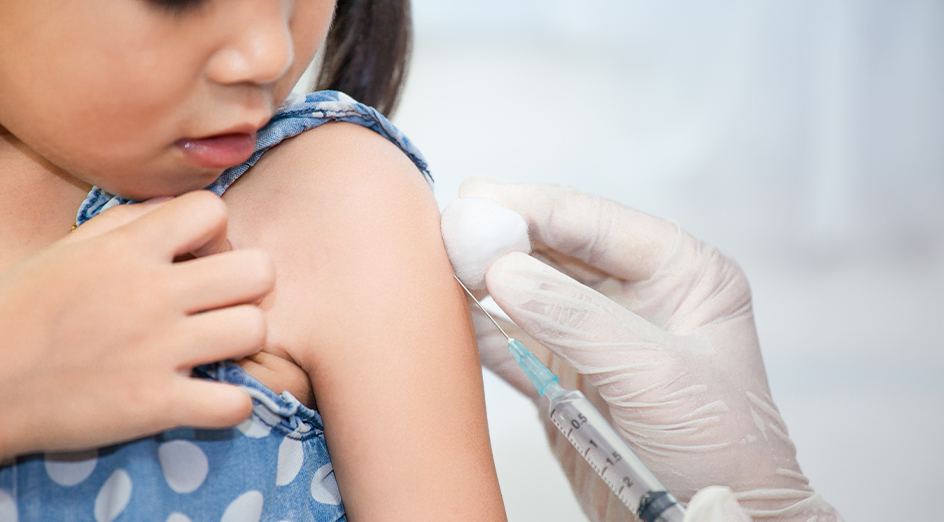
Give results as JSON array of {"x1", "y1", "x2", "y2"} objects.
[{"x1": 145, "y1": 0, "x2": 212, "y2": 15}]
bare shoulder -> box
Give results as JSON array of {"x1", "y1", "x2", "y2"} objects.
[
  {"x1": 224, "y1": 120, "x2": 436, "y2": 236},
  {"x1": 221, "y1": 120, "x2": 451, "y2": 382},
  {"x1": 222, "y1": 121, "x2": 505, "y2": 520}
]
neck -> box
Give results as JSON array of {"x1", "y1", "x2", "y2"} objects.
[{"x1": 0, "y1": 127, "x2": 91, "y2": 271}]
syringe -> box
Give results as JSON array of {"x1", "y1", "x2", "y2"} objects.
[{"x1": 456, "y1": 276, "x2": 686, "y2": 522}]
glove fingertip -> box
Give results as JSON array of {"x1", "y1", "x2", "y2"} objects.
[{"x1": 485, "y1": 251, "x2": 564, "y2": 296}]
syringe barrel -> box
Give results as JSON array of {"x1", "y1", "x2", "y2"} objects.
[{"x1": 544, "y1": 385, "x2": 684, "y2": 522}]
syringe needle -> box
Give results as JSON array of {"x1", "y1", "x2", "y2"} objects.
[
  {"x1": 453, "y1": 275, "x2": 511, "y2": 341},
  {"x1": 453, "y1": 277, "x2": 685, "y2": 522}
]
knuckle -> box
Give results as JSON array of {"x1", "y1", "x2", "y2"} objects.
[
  {"x1": 721, "y1": 255, "x2": 753, "y2": 302},
  {"x1": 695, "y1": 244, "x2": 754, "y2": 310},
  {"x1": 95, "y1": 229, "x2": 140, "y2": 262},
  {"x1": 122, "y1": 374, "x2": 175, "y2": 421},
  {"x1": 150, "y1": 391, "x2": 178, "y2": 424}
]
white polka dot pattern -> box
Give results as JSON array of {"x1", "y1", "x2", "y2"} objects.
[
  {"x1": 0, "y1": 489, "x2": 17, "y2": 522},
  {"x1": 158, "y1": 441, "x2": 209, "y2": 494},
  {"x1": 275, "y1": 437, "x2": 304, "y2": 486},
  {"x1": 236, "y1": 415, "x2": 271, "y2": 439},
  {"x1": 0, "y1": 91, "x2": 427, "y2": 522},
  {"x1": 94, "y1": 469, "x2": 132, "y2": 522},
  {"x1": 44, "y1": 450, "x2": 98, "y2": 487},
  {"x1": 220, "y1": 490, "x2": 264, "y2": 522},
  {"x1": 310, "y1": 464, "x2": 342, "y2": 505}
]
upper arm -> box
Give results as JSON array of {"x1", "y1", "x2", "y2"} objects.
[{"x1": 222, "y1": 122, "x2": 506, "y2": 521}]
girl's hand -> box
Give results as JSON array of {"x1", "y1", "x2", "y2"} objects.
[{"x1": 0, "y1": 191, "x2": 274, "y2": 461}]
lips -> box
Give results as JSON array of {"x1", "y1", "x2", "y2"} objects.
[{"x1": 175, "y1": 132, "x2": 257, "y2": 169}]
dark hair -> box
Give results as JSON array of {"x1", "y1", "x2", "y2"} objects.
[{"x1": 315, "y1": 0, "x2": 412, "y2": 117}]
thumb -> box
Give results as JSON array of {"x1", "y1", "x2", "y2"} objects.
[{"x1": 485, "y1": 252, "x2": 674, "y2": 378}]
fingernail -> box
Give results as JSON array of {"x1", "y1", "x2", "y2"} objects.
[{"x1": 144, "y1": 196, "x2": 173, "y2": 205}]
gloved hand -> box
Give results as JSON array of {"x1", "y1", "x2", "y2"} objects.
[{"x1": 452, "y1": 176, "x2": 842, "y2": 522}]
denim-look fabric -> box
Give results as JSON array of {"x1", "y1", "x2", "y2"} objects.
[{"x1": 0, "y1": 91, "x2": 431, "y2": 522}]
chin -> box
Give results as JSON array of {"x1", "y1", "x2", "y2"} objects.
[{"x1": 106, "y1": 173, "x2": 223, "y2": 201}]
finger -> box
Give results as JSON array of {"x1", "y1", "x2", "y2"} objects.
[
  {"x1": 175, "y1": 305, "x2": 267, "y2": 368},
  {"x1": 459, "y1": 175, "x2": 680, "y2": 283},
  {"x1": 530, "y1": 241, "x2": 615, "y2": 289},
  {"x1": 65, "y1": 197, "x2": 172, "y2": 242},
  {"x1": 474, "y1": 299, "x2": 605, "y2": 401},
  {"x1": 173, "y1": 249, "x2": 275, "y2": 313},
  {"x1": 171, "y1": 378, "x2": 254, "y2": 429},
  {"x1": 121, "y1": 190, "x2": 233, "y2": 259},
  {"x1": 485, "y1": 252, "x2": 674, "y2": 377},
  {"x1": 475, "y1": 307, "x2": 586, "y2": 401}
]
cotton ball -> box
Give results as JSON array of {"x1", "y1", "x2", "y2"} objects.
[{"x1": 441, "y1": 198, "x2": 531, "y2": 290}]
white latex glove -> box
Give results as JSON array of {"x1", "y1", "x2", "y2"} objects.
[
  {"x1": 684, "y1": 487, "x2": 751, "y2": 522},
  {"x1": 453, "y1": 176, "x2": 842, "y2": 522}
]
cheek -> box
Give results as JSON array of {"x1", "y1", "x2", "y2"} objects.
[
  {"x1": 0, "y1": 53, "x2": 198, "y2": 200},
  {"x1": 277, "y1": 0, "x2": 337, "y2": 96},
  {"x1": 25, "y1": 69, "x2": 182, "y2": 183},
  {"x1": 294, "y1": 0, "x2": 337, "y2": 56},
  {"x1": 4, "y1": 2, "x2": 194, "y2": 136},
  {"x1": 59, "y1": 36, "x2": 197, "y2": 136},
  {"x1": 2, "y1": 29, "x2": 196, "y2": 170}
]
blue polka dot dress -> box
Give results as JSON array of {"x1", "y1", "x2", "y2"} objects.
[{"x1": 0, "y1": 91, "x2": 431, "y2": 522}]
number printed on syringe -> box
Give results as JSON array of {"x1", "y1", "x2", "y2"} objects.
[
  {"x1": 548, "y1": 398, "x2": 661, "y2": 511},
  {"x1": 451, "y1": 279, "x2": 684, "y2": 522},
  {"x1": 553, "y1": 416, "x2": 627, "y2": 494}
]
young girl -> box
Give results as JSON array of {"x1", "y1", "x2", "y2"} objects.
[{"x1": 0, "y1": 0, "x2": 506, "y2": 520}]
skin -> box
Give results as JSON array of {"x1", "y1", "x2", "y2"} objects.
[
  {"x1": 0, "y1": 192, "x2": 276, "y2": 461},
  {"x1": 0, "y1": 0, "x2": 506, "y2": 519}
]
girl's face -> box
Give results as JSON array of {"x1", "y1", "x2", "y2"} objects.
[{"x1": 0, "y1": 0, "x2": 335, "y2": 199}]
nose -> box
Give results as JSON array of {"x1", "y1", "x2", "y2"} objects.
[{"x1": 205, "y1": 3, "x2": 295, "y2": 86}]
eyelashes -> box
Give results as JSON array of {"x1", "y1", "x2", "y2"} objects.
[{"x1": 146, "y1": 0, "x2": 212, "y2": 15}]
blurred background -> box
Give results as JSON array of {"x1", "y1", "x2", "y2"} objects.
[{"x1": 392, "y1": 1, "x2": 944, "y2": 521}]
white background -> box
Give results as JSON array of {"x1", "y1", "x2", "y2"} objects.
[{"x1": 393, "y1": 1, "x2": 944, "y2": 521}]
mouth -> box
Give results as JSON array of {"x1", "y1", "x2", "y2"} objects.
[{"x1": 175, "y1": 131, "x2": 258, "y2": 170}]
